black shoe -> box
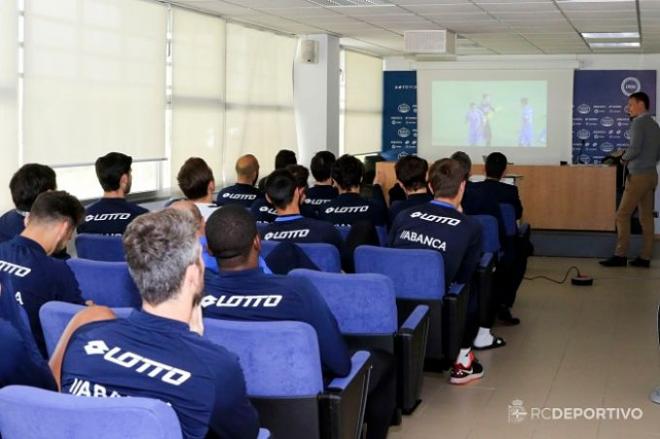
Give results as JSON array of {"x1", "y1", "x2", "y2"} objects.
[
  {"x1": 497, "y1": 308, "x2": 520, "y2": 326},
  {"x1": 629, "y1": 257, "x2": 650, "y2": 268},
  {"x1": 599, "y1": 255, "x2": 627, "y2": 267}
]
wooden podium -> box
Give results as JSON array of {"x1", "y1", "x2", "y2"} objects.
[{"x1": 376, "y1": 162, "x2": 617, "y2": 232}]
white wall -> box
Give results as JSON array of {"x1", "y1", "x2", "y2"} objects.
[{"x1": 293, "y1": 34, "x2": 340, "y2": 168}]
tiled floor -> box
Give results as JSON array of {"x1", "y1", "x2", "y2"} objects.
[{"x1": 388, "y1": 256, "x2": 660, "y2": 439}]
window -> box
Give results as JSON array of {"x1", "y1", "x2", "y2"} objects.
[
  {"x1": 340, "y1": 50, "x2": 383, "y2": 157},
  {"x1": 224, "y1": 23, "x2": 298, "y2": 183},
  {"x1": 170, "y1": 7, "x2": 225, "y2": 188},
  {"x1": 22, "y1": 0, "x2": 167, "y2": 198},
  {"x1": 0, "y1": 0, "x2": 18, "y2": 211}
]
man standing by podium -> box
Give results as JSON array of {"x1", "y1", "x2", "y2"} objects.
[{"x1": 601, "y1": 92, "x2": 660, "y2": 268}]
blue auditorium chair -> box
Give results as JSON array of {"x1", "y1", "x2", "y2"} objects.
[
  {"x1": 204, "y1": 319, "x2": 371, "y2": 439},
  {"x1": 39, "y1": 302, "x2": 133, "y2": 357},
  {"x1": 260, "y1": 240, "x2": 341, "y2": 272},
  {"x1": 75, "y1": 234, "x2": 125, "y2": 262},
  {"x1": 499, "y1": 203, "x2": 530, "y2": 238},
  {"x1": 289, "y1": 269, "x2": 430, "y2": 414},
  {"x1": 67, "y1": 259, "x2": 141, "y2": 308},
  {"x1": 471, "y1": 214, "x2": 500, "y2": 327},
  {"x1": 0, "y1": 385, "x2": 182, "y2": 439},
  {"x1": 354, "y1": 245, "x2": 468, "y2": 367}
]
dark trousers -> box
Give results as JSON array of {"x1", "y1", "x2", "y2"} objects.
[
  {"x1": 362, "y1": 350, "x2": 396, "y2": 439},
  {"x1": 461, "y1": 285, "x2": 480, "y2": 349},
  {"x1": 342, "y1": 221, "x2": 380, "y2": 273},
  {"x1": 494, "y1": 227, "x2": 531, "y2": 309}
]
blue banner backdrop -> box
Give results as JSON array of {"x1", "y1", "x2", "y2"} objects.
[
  {"x1": 381, "y1": 71, "x2": 418, "y2": 161},
  {"x1": 572, "y1": 70, "x2": 656, "y2": 164}
]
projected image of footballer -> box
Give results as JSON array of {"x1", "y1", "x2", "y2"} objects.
[
  {"x1": 518, "y1": 98, "x2": 534, "y2": 147},
  {"x1": 465, "y1": 103, "x2": 484, "y2": 146},
  {"x1": 479, "y1": 94, "x2": 495, "y2": 147}
]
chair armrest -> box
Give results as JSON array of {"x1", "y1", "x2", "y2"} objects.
[
  {"x1": 479, "y1": 252, "x2": 494, "y2": 269},
  {"x1": 400, "y1": 305, "x2": 430, "y2": 333},
  {"x1": 257, "y1": 429, "x2": 271, "y2": 439},
  {"x1": 396, "y1": 305, "x2": 430, "y2": 414},
  {"x1": 327, "y1": 351, "x2": 371, "y2": 391},
  {"x1": 321, "y1": 351, "x2": 371, "y2": 439},
  {"x1": 448, "y1": 283, "x2": 466, "y2": 297}
]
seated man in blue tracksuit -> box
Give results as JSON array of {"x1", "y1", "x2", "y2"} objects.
[
  {"x1": 0, "y1": 191, "x2": 87, "y2": 358},
  {"x1": 389, "y1": 155, "x2": 433, "y2": 223},
  {"x1": 389, "y1": 158, "x2": 486, "y2": 385},
  {"x1": 203, "y1": 205, "x2": 395, "y2": 439},
  {"x1": 177, "y1": 157, "x2": 220, "y2": 221},
  {"x1": 304, "y1": 151, "x2": 338, "y2": 216},
  {"x1": 216, "y1": 154, "x2": 263, "y2": 208},
  {"x1": 60, "y1": 209, "x2": 260, "y2": 439},
  {"x1": 0, "y1": 275, "x2": 57, "y2": 390},
  {"x1": 77, "y1": 152, "x2": 148, "y2": 236},
  {"x1": 0, "y1": 164, "x2": 57, "y2": 243},
  {"x1": 317, "y1": 154, "x2": 387, "y2": 228},
  {"x1": 260, "y1": 169, "x2": 344, "y2": 252},
  {"x1": 251, "y1": 165, "x2": 315, "y2": 223},
  {"x1": 0, "y1": 163, "x2": 71, "y2": 260},
  {"x1": 453, "y1": 151, "x2": 524, "y2": 326}
]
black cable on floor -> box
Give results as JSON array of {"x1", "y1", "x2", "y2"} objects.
[{"x1": 524, "y1": 266, "x2": 581, "y2": 284}]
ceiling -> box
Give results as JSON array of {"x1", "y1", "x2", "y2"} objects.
[{"x1": 171, "y1": 0, "x2": 660, "y2": 56}]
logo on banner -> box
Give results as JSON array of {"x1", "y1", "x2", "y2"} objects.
[
  {"x1": 398, "y1": 127, "x2": 411, "y2": 138},
  {"x1": 624, "y1": 130, "x2": 631, "y2": 140},
  {"x1": 577, "y1": 129, "x2": 591, "y2": 140},
  {"x1": 397, "y1": 103, "x2": 411, "y2": 114},
  {"x1": 577, "y1": 104, "x2": 591, "y2": 115},
  {"x1": 599, "y1": 142, "x2": 614, "y2": 153},
  {"x1": 621, "y1": 77, "x2": 642, "y2": 96},
  {"x1": 600, "y1": 117, "x2": 615, "y2": 127},
  {"x1": 579, "y1": 154, "x2": 592, "y2": 164}
]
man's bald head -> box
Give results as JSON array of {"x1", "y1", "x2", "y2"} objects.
[
  {"x1": 168, "y1": 199, "x2": 204, "y2": 236},
  {"x1": 236, "y1": 154, "x2": 260, "y2": 185}
]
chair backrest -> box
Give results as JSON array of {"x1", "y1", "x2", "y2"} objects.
[
  {"x1": 375, "y1": 226, "x2": 388, "y2": 247},
  {"x1": 499, "y1": 203, "x2": 518, "y2": 237},
  {"x1": 67, "y1": 259, "x2": 141, "y2": 308},
  {"x1": 354, "y1": 245, "x2": 445, "y2": 300},
  {"x1": 75, "y1": 234, "x2": 125, "y2": 262},
  {"x1": 0, "y1": 385, "x2": 182, "y2": 439},
  {"x1": 471, "y1": 215, "x2": 501, "y2": 253},
  {"x1": 39, "y1": 301, "x2": 133, "y2": 357},
  {"x1": 203, "y1": 319, "x2": 324, "y2": 397},
  {"x1": 260, "y1": 241, "x2": 341, "y2": 273},
  {"x1": 289, "y1": 270, "x2": 398, "y2": 335}
]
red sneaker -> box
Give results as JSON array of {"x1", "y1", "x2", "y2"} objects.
[{"x1": 449, "y1": 353, "x2": 484, "y2": 385}]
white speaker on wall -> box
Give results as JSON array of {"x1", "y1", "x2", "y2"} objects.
[{"x1": 298, "y1": 39, "x2": 318, "y2": 64}]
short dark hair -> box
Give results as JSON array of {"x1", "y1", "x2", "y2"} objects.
[
  {"x1": 275, "y1": 150, "x2": 297, "y2": 170},
  {"x1": 285, "y1": 164, "x2": 309, "y2": 189},
  {"x1": 95, "y1": 152, "x2": 132, "y2": 192},
  {"x1": 485, "y1": 152, "x2": 507, "y2": 179},
  {"x1": 29, "y1": 191, "x2": 85, "y2": 227},
  {"x1": 629, "y1": 91, "x2": 650, "y2": 110},
  {"x1": 395, "y1": 156, "x2": 428, "y2": 191},
  {"x1": 310, "y1": 151, "x2": 336, "y2": 182},
  {"x1": 9, "y1": 164, "x2": 57, "y2": 212},
  {"x1": 451, "y1": 151, "x2": 472, "y2": 181},
  {"x1": 123, "y1": 209, "x2": 200, "y2": 306},
  {"x1": 332, "y1": 155, "x2": 364, "y2": 190},
  {"x1": 428, "y1": 159, "x2": 465, "y2": 199},
  {"x1": 265, "y1": 169, "x2": 297, "y2": 209},
  {"x1": 177, "y1": 158, "x2": 214, "y2": 200},
  {"x1": 206, "y1": 205, "x2": 257, "y2": 266}
]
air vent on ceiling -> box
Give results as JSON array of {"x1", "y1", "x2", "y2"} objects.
[
  {"x1": 404, "y1": 30, "x2": 456, "y2": 55},
  {"x1": 307, "y1": 0, "x2": 390, "y2": 6}
]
